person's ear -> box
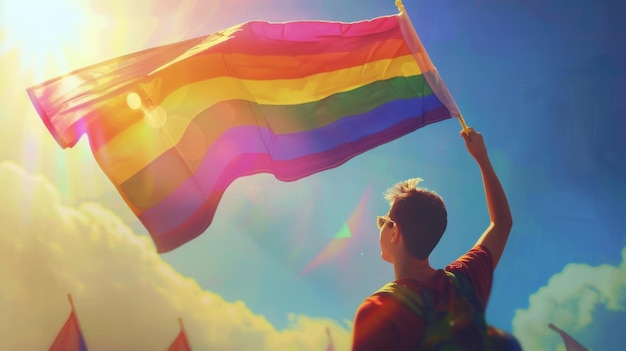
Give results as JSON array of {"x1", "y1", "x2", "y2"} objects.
[{"x1": 390, "y1": 224, "x2": 400, "y2": 244}]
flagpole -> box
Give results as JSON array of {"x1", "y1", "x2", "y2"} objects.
[
  {"x1": 325, "y1": 327, "x2": 334, "y2": 351},
  {"x1": 178, "y1": 317, "x2": 187, "y2": 336},
  {"x1": 395, "y1": 0, "x2": 406, "y2": 13},
  {"x1": 178, "y1": 317, "x2": 191, "y2": 347},
  {"x1": 458, "y1": 114, "x2": 470, "y2": 132},
  {"x1": 67, "y1": 293, "x2": 87, "y2": 344},
  {"x1": 395, "y1": 0, "x2": 468, "y2": 133},
  {"x1": 67, "y1": 293, "x2": 76, "y2": 312}
]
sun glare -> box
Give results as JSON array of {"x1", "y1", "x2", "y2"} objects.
[{"x1": 0, "y1": 0, "x2": 96, "y2": 78}]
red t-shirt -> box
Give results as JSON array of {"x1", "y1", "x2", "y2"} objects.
[{"x1": 352, "y1": 245, "x2": 494, "y2": 351}]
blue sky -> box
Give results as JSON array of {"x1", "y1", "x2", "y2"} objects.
[{"x1": 1, "y1": 0, "x2": 624, "y2": 350}]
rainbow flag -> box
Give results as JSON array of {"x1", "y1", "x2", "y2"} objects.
[{"x1": 27, "y1": 7, "x2": 459, "y2": 253}]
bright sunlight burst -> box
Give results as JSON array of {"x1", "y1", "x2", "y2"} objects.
[{"x1": 0, "y1": 0, "x2": 99, "y2": 78}]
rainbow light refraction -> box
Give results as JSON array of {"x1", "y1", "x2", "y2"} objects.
[{"x1": 299, "y1": 186, "x2": 372, "y2": 275}]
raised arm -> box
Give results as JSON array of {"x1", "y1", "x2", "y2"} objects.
[{"x1": 461, "y1": 128, "x2": 513, "y2": 267}]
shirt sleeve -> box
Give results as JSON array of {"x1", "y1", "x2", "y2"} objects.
[{"x1": 446, "y1": 244, "x2": 494, "y2": 307}]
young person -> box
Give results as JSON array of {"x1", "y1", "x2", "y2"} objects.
[{"x1": 352, "y1": 128, "x2": 521, "y2": 350}]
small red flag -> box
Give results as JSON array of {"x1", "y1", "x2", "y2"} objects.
[
  {"x1": 167, "y1": 318, "x2": 192, "y2": 351},
  {"x1": 49, "y1": 294, "x2": 88, "y2": 351}
]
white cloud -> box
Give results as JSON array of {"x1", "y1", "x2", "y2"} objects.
[
  {"x1": 512, "y1": 247, "x2": 626, "y2": 351},
  {"x1": 0, "y1": 161, "x2": 350, "y2": 350}
]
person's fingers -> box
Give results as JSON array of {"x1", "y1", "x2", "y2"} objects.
[
  {"x1": 460, "y1": 131, "x2": 469, "y2": 143},
  {"x1": 461, "y1": 127, "x2": 474, "y2": 142}
]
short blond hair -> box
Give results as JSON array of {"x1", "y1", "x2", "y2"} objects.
[{"x1": 384, "y1": 177, "x2": 424, "y2": 204}]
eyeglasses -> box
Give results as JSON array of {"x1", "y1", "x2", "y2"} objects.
[{"x1": 377, "y1": 216, "x2": 395, "y2": 229}]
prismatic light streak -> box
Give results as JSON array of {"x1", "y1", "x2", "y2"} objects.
[{"x1": 298, "y1": 185, "x2": 372, "y2": 276}]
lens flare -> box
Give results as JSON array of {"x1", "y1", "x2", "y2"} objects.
[{"x1": 299, "y1": 185, "x2": 373, "y2": 275}]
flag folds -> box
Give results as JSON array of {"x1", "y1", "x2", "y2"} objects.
[{"x1": 27, "y1": 8, "x2": 459, "y2": 252}]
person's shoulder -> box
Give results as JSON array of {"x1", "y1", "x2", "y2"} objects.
[
  {"x1": 354, "y1": 293, "x2": 401, "y2": 330},
  {"x1": 463, "y1": 244, "x2": 493, "y2": 260},
  {"x1": 446, "y1": 244, "x2": 494, "y2": 271},
  {"x1": 358, "y1": 290, "x2": 396, "y2": 310},
  {"x1": 472, "y1": 244, "x2": 493, "y2": 258},
  {"x1": 444, "y1": 244, "x2": 495, "y2": 307},
  {"x1": 356, "y1": 287, "x2": 409, "y2": 318}
]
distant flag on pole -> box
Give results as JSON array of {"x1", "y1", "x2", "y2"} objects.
[
  {"x1": 325, "y1": 327, "x2": 335, "y2": 351},
  {"x1": 26, "y1": 0, "x2": 460, "y2": 253},
  {"x1": 549, "y1": 323, "x2": 590, "y2": 351},
  {"x1": 49, "y1": 294, "x2": 88, "y2": 351},
  {"x1": 167, "y1": 318, "x2": 192, "y2": 351}
]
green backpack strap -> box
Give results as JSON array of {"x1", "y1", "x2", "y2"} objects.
[
  {"x1": 374, "y1": 271, "x2": 462, "y2": 316},
  {"x1": 375, "y1": 281, "x2": 430, "y2": 317},
  {"x1": 373, "y1": 271, "x2": 491, "y2": 350},
  {"x1": 373, "y1": 272, "x2": 521, "y2": 350},
  {"x1": 444, "y1": 270, "x2": 473, "y2": 297}
]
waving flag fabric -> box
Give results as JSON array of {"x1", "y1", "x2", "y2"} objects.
[
  {"x1": 27, "y1": 6, "x2": 459, "y2": 252},
  {"x1": 49, "y1": 295, "x2": 88, "y2": 351}
]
